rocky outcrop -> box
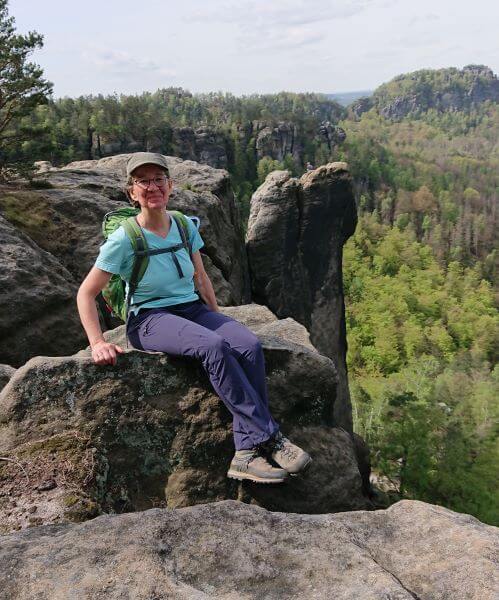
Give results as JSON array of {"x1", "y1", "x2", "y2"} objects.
[
  {"x1": 0, "y1": 306, "x2": 371, "y2": 533},
  {"x1": 246, "y1": 163, "x2": 357, "y2": 431},
  {"x1": 0, "y1": 214, "x2": 86, "y2": 367},
  {"x1": 172, "y1": 126, "x2": 228, "y2": 169},
  {"x1": 348, "y1": 96, "x2": 375, "y2": 118},
  {"x1": 85, "y1": 125, "x2": 230, "y2": 170},
  {"x1": 0, "y1": 155, "x2": 250, "y2": 365},
  {"x1": 255, "y1": 121, "x2": 302, "y2": 163},
  {"x1": 1, "y1": 499, "x2": 497, "y2": 600},
  {"x1": 370, "y1": 65, "x2": 499, "y2": 121},
  {"x1": 317, "y1": 121, "x2": 347, "y2": 151},
  {"x1": 0, "y1": 364, "x2": 15, "y2": 391},
  {"x1": 54, "y1": 155, "x2": 250, "y2": 304}
]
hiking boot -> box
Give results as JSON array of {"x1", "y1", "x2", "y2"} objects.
[
  {"x1": 268, "y1": 432, "x2": 312, "y2": 474},
  {"x1": 227, "y1": 449, "x2": 288, "y2": 484}
]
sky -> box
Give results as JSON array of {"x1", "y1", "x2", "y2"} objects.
[{"x1": 9, "y1": 0, "x2": 499, "y2": 98}]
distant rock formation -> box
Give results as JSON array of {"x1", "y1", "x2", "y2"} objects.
[
  {"x1": 1, "y1": 499, "x2": 497, "y2": 599},
  {"x1": 351, "y1": 65, "x2": 499, "y2": 120},
  {"x1": 0, "y1": 304, "x2": 371, "y2": 533},
  {"x1": 0, "y1": 155, "x2": 250, "y2": 366},
  {"x1": 246, "y1": 163, "x2": 357, "y2": 429},
  {"x1": 171, "y1": 126, "x2": 228, "y2": 169},
  {"x1": 255, "y1": 121, "x2": 303, "y2": 163},
  {"x1": 85, "y1": 119, "x2": 347, "y2": 171}
]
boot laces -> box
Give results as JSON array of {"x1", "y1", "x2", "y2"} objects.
[
  {"x1": 273, "y1": 435, "x2": 298, "y2": 459},
  {"x1": 242, "y1": 449, "x2": 266, "y2": 467}
]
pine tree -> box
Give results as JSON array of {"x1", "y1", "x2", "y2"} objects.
[{"x1": 0, "y1": 0, "x2": 52, "y2": 177}]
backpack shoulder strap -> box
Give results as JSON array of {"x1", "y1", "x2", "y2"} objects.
[
  {"x1": 169, "y1": 210, "x2": 193, "y2": 260},
  {"x1": 122, "y1": 216, "x2": 149, "y2": 287}
]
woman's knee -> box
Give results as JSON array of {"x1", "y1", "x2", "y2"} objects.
[
  {"x1": 242, "y1": 332, "x2": 263, "y2": 358},
  {"x1": 198, "y1": 332, "x2": 229, "y2": 360}
]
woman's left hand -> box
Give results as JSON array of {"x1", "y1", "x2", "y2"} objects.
[{"x1": 91, "y1": 340, "x2": 124, "y2": 366}]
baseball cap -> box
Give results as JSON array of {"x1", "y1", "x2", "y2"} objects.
[{"x1": 126, "y1": 152, "x2": 170, "y2": 177}]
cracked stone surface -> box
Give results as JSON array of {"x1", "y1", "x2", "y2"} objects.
[{"x1": 0, "y1": 498, "x2": 497, "y2": 599}]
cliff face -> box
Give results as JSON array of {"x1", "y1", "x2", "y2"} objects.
[
  {"x1": 171, "y1": 126, "x2": 229, "y2": 169},
  {"x1": 254, "y1": 121, "x2": 302, "y2": 162},
  {"x1": 246, "y1": 163, "x2": 357, "y2": 431},
  {"x1": 88, "y1": 119, "x2": 347, "y2": 171}
]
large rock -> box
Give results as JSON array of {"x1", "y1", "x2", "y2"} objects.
[
  {"x1": 0, "y1": 214, "x2": 86, "y2": 367},
  {"x1": 0, "y1": 364, "x2": 15, "y2": 391},
  {"x1": 0, "y1": 155, "x2": 250, "y2": 365},
  {"x1": 47, "y1": 154, "x2": 251, "y2": 304},
  {"x1": 0, "y1": 317, "x2": 370, "y2": 532},
  {"x1": 0, "y1": 187, "x2": 123, "y2": 281},
  {"x1": 246, "y1": 163, "x2": 357, "y2": 432},
  {"x1": 0, "y1": 499, "x2": 497, "y2": 599}
]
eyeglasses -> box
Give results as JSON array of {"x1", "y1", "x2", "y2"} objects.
[{"x1": 133, "y1": 176, "x2": 169, "y2": 190}]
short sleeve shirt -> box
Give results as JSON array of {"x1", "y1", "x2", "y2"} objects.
[{"x1": 95, "y1": 214, "x2": 204, "y2": 314}]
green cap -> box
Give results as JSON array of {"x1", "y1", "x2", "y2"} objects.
[{"x1": 126, "y1": 152, "x2": 170, "y2": 177}]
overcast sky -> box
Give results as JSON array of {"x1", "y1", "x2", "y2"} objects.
[{"x1": 9, "y1": 0, "x2": 499, "y2": 98}]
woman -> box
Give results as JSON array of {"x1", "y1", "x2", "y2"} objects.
[{"x1": 77, "y1": 152, "x2": 311, "y2": 484}]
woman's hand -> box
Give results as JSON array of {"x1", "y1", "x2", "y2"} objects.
[{"x1": 91, "y1": 340, "x2": 124, "y2": 366}]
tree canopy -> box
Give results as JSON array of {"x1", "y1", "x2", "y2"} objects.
[{"x1": 0, "y1": 0, "x2": 52, "y2": 176}]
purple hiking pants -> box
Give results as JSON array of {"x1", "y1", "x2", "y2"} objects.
[{"x1": 127, "y1": 299, "x2": 280, "y2": 450}]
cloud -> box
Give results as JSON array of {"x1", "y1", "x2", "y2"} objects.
[
  {"x1": 238, "y1": 25, "x2": 326, "y2": 51},
  {"x1": 192, "y1": 0, "x2": 372, "y2": 26},
  {"x1": 190, "y1": 0, "x2": 372, "y2": 51},
  {"x1": 407, "y1": 13, "x2": 440, "y2": 27},
  {"x1": 84, "y1": 48, "x2": 176, "y2": 78}
]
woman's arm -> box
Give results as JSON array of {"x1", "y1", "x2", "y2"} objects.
[
  {"x1": 76, "y1": 266, "x2": 124, "y2": 365},
  {"x1": 192, "y1": 251, "x2": 219, "y2": 312}
]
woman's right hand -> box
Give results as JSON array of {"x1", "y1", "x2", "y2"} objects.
[{"x1": 91, "y1": 340, "x2": 124, "y2": 366}]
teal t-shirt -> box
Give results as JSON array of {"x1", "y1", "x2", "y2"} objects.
[{"x1": 95, "y1": 214, "x2": 204, "y2": 314}]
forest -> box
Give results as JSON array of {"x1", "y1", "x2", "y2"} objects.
[{"x1": 1, "y1": 3, "x2": 497, "y2": 526}]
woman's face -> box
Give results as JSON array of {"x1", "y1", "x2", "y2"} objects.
[{"x1": 129, "y1": 164, "x2": 173, "y2": 211}]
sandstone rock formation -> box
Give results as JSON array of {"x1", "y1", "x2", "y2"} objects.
[
  {"x1": 87, "y1": 125, "x2": 230, "y2": 169},
  {"x1": 172, "y1": 126, "x2": 228, "y2": 169},
  {"x1": 1, "y1": 499, "x2": 497, "y2": 599},
  {"x1": 0, "y1": 307, "x2": 370, "y2": 533},
  {"x1": 352, "y1": 65, "x2": 499, "y2": 121},
  {"x1": 51, "y1": 154, "x2": 250, "y2": 306},
  {"x1": 0, "y1": 364, "x2": 15, "y2": 391},
  {"x1": 255, "y1": 121, "x2": 302, "y2": 163},
  {"x1": 0, "y1": 214, "x2": 86, "y2": 367},
  {"x1": 0, "y1": 155, "x2": 250, "y2": 365},
  {"x1": 246, "y1": 163, "x2": 357, "y2": 430}
]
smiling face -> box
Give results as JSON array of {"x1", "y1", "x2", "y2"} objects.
[{"x1": 128, "y1": 164, "x2": 173, "y2": 211}]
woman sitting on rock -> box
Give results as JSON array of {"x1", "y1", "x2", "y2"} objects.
[{"x1": 77, "y1": 152, "x2": 311, "y2": 484}]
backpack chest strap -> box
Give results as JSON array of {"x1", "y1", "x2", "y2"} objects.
[
  {"x1": 134, "y1": 243, "x2": 187, "y2": 257},
  {"x1": 134, "y1": 242, "x2": 190, "y2": 277}
]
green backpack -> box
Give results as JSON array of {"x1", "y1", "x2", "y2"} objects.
[{"x1": 100, "y1": 207, "x2": 196, "y2": 322}]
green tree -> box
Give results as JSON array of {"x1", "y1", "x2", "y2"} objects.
[
  {"x1": 256, "y1": 156, "x2": 284, "y2": 184},
  {"x1": 0, "y1": 0, "x2": 52, "y2": 176}
]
